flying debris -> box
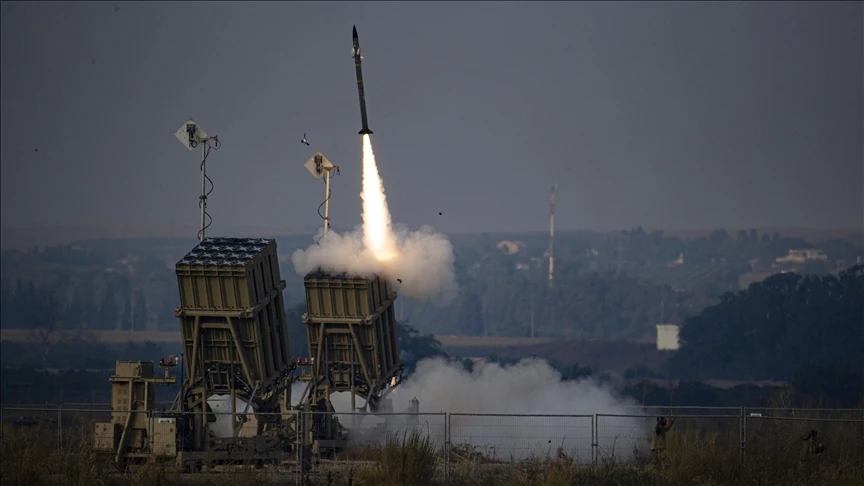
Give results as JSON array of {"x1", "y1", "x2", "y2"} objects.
[
  {"x1": 353, "y1": 25, "x2": 373, "y2": 136},
  {"x1": 301, "y1": 133, "x2": 310, "y2": 146}
]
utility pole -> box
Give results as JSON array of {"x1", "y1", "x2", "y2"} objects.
[
  {"x1": 547, "y1": 183, "x2": 558, "y2": 334},
  {"x1": 530, "y1": 288, "x2": 536, "y2": 339},
  {"x1": 548, "y1": 183, "x2": 558, "y2": 289}
]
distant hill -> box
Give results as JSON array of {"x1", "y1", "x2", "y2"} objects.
[
  {"x1": 3, "y1": 225, "x2": 860, "y2": 250},
  {"x1": 2, "y1": 227, "x2": 861, "y2": 341},
  {"x1": 0, "y1": 225, "x2": 318, "y2": 250}
]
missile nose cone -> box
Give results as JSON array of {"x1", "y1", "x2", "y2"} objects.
[{"x1": 353, "y1": 25, "x2": 358, "y2": 39}]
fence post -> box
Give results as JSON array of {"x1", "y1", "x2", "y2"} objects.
[
  {"x1": 592, "y1": 414, "x2": 597, "y2": 465},
  {"x1": 149, "y1": 412, "x2": 155, "y2": 457},
  {"x1": 294, "y1": 411, "x2": 300, "y2": 486},
  {"x1": 742, "y1": 407, "x2": 748, "y2": 474},
  {"x1": 57, "y1": 403, "x2": 63, "y2": 452},
  {"x1": 444, "y1": 413, "x2": 450, "y2": 483},
  {"x1": 738, "y1": 407, "x2": 744, "y2": 477}
]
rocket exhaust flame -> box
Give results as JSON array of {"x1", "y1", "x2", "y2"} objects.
[{"x1": 361, "y1": 135, "x2": 398, "y2": 262}]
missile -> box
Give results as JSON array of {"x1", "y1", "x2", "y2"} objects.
[{"x1": 353, "y1": 25, "x2": 373, "y2": 135}]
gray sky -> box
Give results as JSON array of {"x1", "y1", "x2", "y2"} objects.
[{"x1": 1, "y1": 1, "x2": 862, "y2": 237}]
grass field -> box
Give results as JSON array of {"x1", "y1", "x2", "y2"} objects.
[{"x1": 2, "y1": 410, "x2": 862, "y2": 486}]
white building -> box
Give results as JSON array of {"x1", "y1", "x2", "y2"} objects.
[
  {"x1": 775, "y1": 249, "x2": 828, "y2": 264},
  {"x1": 655, "y1": 324, "x2": 680, "y2": 351}
]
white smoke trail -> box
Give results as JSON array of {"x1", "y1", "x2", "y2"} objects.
[
  {"x1": 292, "y1": 135, "x2": 458, "y2": 304},
  {"x1": 360, "y1": 134, "x2": 398, "y2": 261},
  {"x1": 328, "y1": 358, "x2": 651, "y2": 462}
]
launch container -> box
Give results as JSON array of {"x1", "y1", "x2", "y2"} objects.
[
  {"x1": 174, "y1": 237, "x2": 291, "y2": 391},
  {"x1": 302, "y1": 272, "x2": 402, "y2": 392}
]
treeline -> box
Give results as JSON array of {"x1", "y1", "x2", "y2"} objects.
[
  {"x1": 1, "y1": 229, "x2": 860, "y2": 338},
  {"x1": 398, "y1": 228, "x2": 860, "y2": 337},
  {"x1": 0, "y1": 277, "x2": 173, "y2": 331},
  {"x1": 419, "y1": 267, "x2": 718, "y2": 339},
  {"x1": 0, "y1": 316, "x2": 445, "y2": 405},
  {"x1": 0, "y1": 251, "x2": 717, "y2": 339},
  {"x1": 468, "y1": 227, "x2": 859, "y2": 270},
  {"x1": 669, "y1": 265, "x2": 864, "y2": 405}
]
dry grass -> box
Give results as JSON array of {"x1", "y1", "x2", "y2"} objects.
[
  {"x1": 2, "y1": 413, "x2": 862, "y2": 486},
  {"x1": 354, "y1": 430, "x2": 438, "y2": 486},
  {"x1": 0, "y1": 423, "x2": 280, "y2": 486}
]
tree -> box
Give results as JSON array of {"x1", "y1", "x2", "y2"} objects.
[
  {"x1": 0, "y1": 281, "x2": 12, "y2": 329},
  {"x1": 12, "y1": 279, "x2": 36, "y2": 328},
  {"x1": 115, "y1": 277, "x2": 132, "y2": 330},
  {"x1": 132, "y1": 290, "x2": 148, "y2": 331},
  {"x1": 670, "y1": 265, "x2": 864, "y2": 385},
  {"x1": 64, "y1": 290, "x2": 84, "y2": 330},
  {"x1": 398, "y1": 321, "x2": 446, "y2": 374},
  {"x1": 121, "y1": 295, "x2": 132, "y2": 331},
  {"x1": 285, "y1": 301, "x2": 309, "y2": 358},
  {"x1": 156, "y1": 299, "x2": 178, "y2": 331},
  {"x1": 98, "y1": 286, "x2": 119, "y2": 330},
  {"x1": 790, "y1": 362, "x2": 864, "y2": 408}
]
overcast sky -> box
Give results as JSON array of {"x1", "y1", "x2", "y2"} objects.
[{"x1": 1, "y1": 1, "x2": 861, "y2": 237}]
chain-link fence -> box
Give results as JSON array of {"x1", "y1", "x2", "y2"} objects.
[
  {"x1": 448, "y1": 413, "x2": 593, "y2": 463},
  {"x1": 595, "y1": 413, "x2": 742, "y2": 461},
  {"x1": 2, "y1": 404, "x2": 862, "y2": 484},
  {"x1": 743, "y1": 414, "x2": 864, "y2": 479},
  {"x1": 302, "y1": 412, "x2": 448, "y2": 483}
]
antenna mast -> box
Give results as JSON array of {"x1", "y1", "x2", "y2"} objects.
[
  {"x1": 174, "y1": 119, "x2": 220, "y2": 241},
  {"x1": 304, "y1": 152, "x2": 340, "y2": 243}
]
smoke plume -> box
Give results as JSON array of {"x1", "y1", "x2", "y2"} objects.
[
  {"x1": 291, "y1": 225, "x2": 458, "y2": 305},
  {"x1": 292, "y1": 135, "x2": 458, "y2": 305},
  {"x1": 329, "y1": 358, "x2": 651, "y2": 461}
]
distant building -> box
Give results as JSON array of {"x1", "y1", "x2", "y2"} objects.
[
  {"x1": 775, "y1": 249, "x2": 828, "y2": 264},
  {"x1": 655, "y1": 324, "x2": 680, "y2": 351},
  {"x1": 496, "y1": 240, "x2": 525, "y2": 255}
]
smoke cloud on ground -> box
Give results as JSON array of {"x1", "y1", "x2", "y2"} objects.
[
  {"x1": 291, "y1": 225, "x2": 458, "y2": 305},
  {"x1": 329, "y1": 358, "x2": 650, "y2": 461}
]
